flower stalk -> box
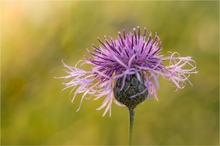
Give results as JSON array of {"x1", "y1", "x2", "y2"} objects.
[{"x1": 129, "y1": 108, "x2": 135, "y2": 145}]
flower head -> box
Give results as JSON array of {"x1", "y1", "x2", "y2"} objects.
[{"x1": 61, "y1": 26, "x2": 197, "y2": 116}]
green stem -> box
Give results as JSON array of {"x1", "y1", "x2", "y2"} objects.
[{"x1": 129, "y1": 108, "x2": 135, "y2": 145}]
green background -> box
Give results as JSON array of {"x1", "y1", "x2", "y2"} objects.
[{"x1": 2, "y1": 1, "x2": 219, "y2": 145}]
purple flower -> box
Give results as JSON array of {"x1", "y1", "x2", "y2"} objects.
[{"x1": 61, "y1": 26, "x2": 197, "y2": 116}]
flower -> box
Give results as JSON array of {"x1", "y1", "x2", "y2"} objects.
[{"x1": 61, "y1": 26, "x2": 197, "y2": 116}]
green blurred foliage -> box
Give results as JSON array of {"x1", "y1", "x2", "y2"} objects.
[{"x1": 1, "y1": 1, "x2": 219, "y2": 145}]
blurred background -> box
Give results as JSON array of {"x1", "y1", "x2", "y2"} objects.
[{"x1": 1, "y1": 1, "x2": 219, "y2": 145}]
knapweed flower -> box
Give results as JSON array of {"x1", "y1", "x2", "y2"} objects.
[{"x1": 61, "y1": 26, "x2": 197, "y2": 116}]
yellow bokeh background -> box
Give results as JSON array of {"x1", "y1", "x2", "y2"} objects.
[{"x1": 1, "y1": 1, "x2": 219, "y2": 145}]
